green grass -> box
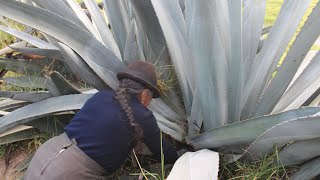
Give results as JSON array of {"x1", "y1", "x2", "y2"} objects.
[
  {"x1": 220, "y1": 150, "x2": 298, "y2": 180},
  {"x1": 124, "y1": 132, "x2": 166, "y2": 180}
]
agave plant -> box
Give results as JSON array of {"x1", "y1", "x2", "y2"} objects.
[{"x1": 0, "y1": 0, "x2": 320, "y2": 178}]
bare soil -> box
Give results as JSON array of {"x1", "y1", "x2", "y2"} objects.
[{"x1": 0, "y1": 148, "x2": 31, "y2": 180}]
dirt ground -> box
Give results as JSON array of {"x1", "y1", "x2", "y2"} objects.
[
  {"x1": 0, "y1": 149, "x2": 168, "y2": 180},
  {"x1": 0, "y1": 149, "x2": 31, "y2": 180}
]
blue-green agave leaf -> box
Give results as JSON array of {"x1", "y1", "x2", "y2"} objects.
[
  {"x1": 186, "y1": 107, "x2": 320, "y2": 150},
  {"x1": 188, "y1": 87, "x2": 203, "y2": 137},
  {"x1": 0, "y1": 91, "x2": 20, "y2": 98},
  {"x1": 156, "y1": 120, "x2": 184, "y2": 142},
  {"x1": 0, "y1": 25, "x2": 58, "y2": 50},
  {"x1": 150, "y1": 0, "x2": 194, "y2": 118},
  {"x1": 148, "y1": 99, "x2": 185, "y2": 125},
  {"x1": 242, "y1": 0, "x2": 312, "y2": 119},
  {"x1": 228, "y1": 0, "x2": 243, "y2": 123},
  {"x1": 84, "y1": 0, "x2": 121, "y2": 59},
  {"x1": 273, "y1": 51, "x2": 320, "y2": 113},
  {"x1": 45, "y1": 75, "x2": 61, "y2": 97},
  {"x1": 10, "y1": 47, "x2": 63, "y2": 60},
  {"x1": 0, "y1": 94, "x2": 93, "y2": 133},
  {"x1": 242, "y1": 114, "x2": 320, "y2": 160},
  {"x1": 242, "y1": 0, "x2": 266, "y2": 85},
  {"x1": 290, "y1": 156, "x2": 320, "y2": 180},
  {"x1": 49, "y1": 71, "x2": 81, "y2": 95},
  {"x1": 253, "y1": 2, "x2": 320, "y2": 117},
  {"x1": 0, "y1": 91, "x2": 52, "y2": 102},
  {"x1": 65, "y1": 0, "x2": 102, "y2": 41},
  {"x1": 32, "y1": 0, "x2": 87, "y2": 30},
  {"x1": 130, "y1": 0, "x2": 182, "y2": 112},
  {"x1": 124, "y1": 19, "x2": 145, "y2": 63},
  {"x1": 0, "y1": 128, "x2": 36, "y2": 145},
  {"x1": 278, "y1": 138, "x2": 320, "y2": 166},
  {"x1": 0, "y1": 0, "x2": 125, "y2": 89},
  {"x1": 57, "y1": 42, "x2": 109, "y2": 91},
  {"x1": 12, "y1": 92, "x2": 52, "y2": 102},
  {"x1": 153, "y1": 112, "x2": 186, "y2": 139},
  {"x1": 3, "y1": 76, "x2": 46, "y2": 89},
  {"x1": 185, "y1": 0, "x2": 230, "y2": 130},
  {"x1": 0, "y1": 99, "x2": 29, "y2": 111},
  {"x1": 103, "y1": 0, "x2": 131, "y2": 56},
  {"x1": 0, "y1": 41, "x2": 28, "y2": 56},
  {"x1": 0, "y1": 58, "x2": 45, "y2": 75},
  {"x1": 130, "y1": 0, "x2": 168, "y2": 63}
]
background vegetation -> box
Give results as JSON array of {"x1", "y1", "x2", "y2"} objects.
[{"x1": 0, "y1": 0, "x2": 319, "y2": 179}]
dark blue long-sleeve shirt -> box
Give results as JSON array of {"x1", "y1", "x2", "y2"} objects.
[{"x1": 65, "y1": 90, "x2": 178, "y2": 173}]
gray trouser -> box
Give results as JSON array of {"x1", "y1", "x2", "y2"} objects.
[{"x1": 24, "y1": 133, "x2": 109, "y2": 180}]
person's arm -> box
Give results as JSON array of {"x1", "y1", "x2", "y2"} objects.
[
  {"x1": 145, "y1": 126, "x2": 178, "y2": 164},
  {"x1": 140, "y1": 110, "x2": 178, "y2": 164}
]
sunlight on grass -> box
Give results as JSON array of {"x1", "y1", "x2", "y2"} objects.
[
  {"x1": 311, "y1": 44, "x2": 320, "y2": 51},
  {"x1": 265, "y1": 0, "x2": 320, "y2": 66},
  {"x1": 265, "y1": 0, "x2": 319, "y2": 27},
  {"x1": 76, "y1": 0, "x2": 103, "y2": 3},
  {"x1": 0, "y1": 19, "x2": 26, "y2": 49},
  {"x1": 0, "y1": 31, "x2": 15, "y2": 50},
  {"x1": 264, "y1": 0, "x2": 284, "y2": 26}
]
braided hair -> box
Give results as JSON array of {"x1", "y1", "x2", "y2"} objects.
[{"x1": 114, "y1": 79, "x2": 148, "y2": 151}]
